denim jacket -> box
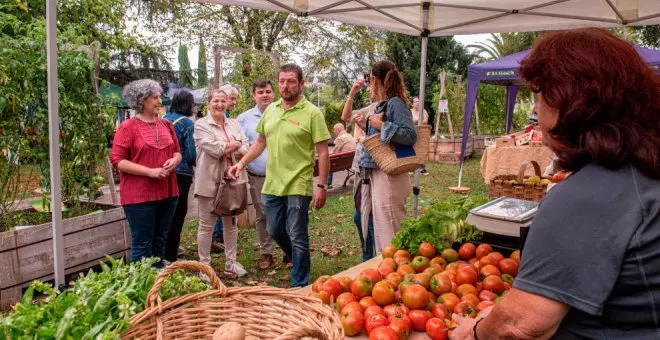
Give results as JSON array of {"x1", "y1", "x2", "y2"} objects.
[
  {"x1": 359, "y1": 97, "x2": 417, "y2": 169},
  {"x1": 163, "y1": 112, "x2": 196, "y2": 176}
]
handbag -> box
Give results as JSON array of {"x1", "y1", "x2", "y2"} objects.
[
  {"x1": 362, "y1": 99, "x2": 431, "y2": 176},
  {"x1": 212, "y1": 125, "x2": 248, "y2": 217}
]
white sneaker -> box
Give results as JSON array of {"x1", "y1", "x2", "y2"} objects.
[
  {"x1": 226, "y1": 261, "x2": 248, "y2": 277},
  {"x1": 199, "y1": 272, "x2": 211, "y2": 284}
]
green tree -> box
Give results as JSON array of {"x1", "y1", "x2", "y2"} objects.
[
  {"x1": 633, "y1": 25, "x2": 660, "y2": 47},
  {"x1": 197, "y1": 36, "x2": 209, "y2": 87},
  {"x1": 467, "y1": 32, "x2": 540, "y2": 60},
  {"x1": 178, "y1": 44, "x2": 194, "y2": 87}
]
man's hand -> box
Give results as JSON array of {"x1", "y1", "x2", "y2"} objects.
[
  {"x1": 312, "y1": 187, "x2": 327, "y2": 209},
  {"x1": 226, "y1": 162, "x2": 244, "y2": 180},
  {"x1": 147, "y1": 167, "x2": 168, "y2": 179},
  {"x1": 449, "y1": 306, "x2": 493, "y2": 340}
]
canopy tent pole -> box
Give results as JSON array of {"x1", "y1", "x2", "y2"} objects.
[
  {"x1": 412, "y1": 2, "x2": 430, "y2": 219},
  {"x1": 47, "y1": 0, "x2": 65, "y2": 287}
]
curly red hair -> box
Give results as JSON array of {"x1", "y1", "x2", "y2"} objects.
[{"x1": 520, "y1": 28, "x2": 660, "y2": 178}]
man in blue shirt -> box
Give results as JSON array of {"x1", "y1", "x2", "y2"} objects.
[{"x1": 236, "y1": 79, "x2": 277, "y2": 269}]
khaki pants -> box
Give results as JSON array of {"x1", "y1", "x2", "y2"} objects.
[
  {"x1": 197, "y1": 196, "x2": 237, "y2": 266},
  {"x1": 248, "y1": 174, "x2": 274, "y2": 255},
  {"x1": 369, "y1": 168, "x2": 410, "y2": 253}
]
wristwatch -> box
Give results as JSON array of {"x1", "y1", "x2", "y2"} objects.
[{"x1": 317, "y1": 184, "x2": 327, "y2": 190}]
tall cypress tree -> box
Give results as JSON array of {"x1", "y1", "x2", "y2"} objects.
[
  {"x1": 197, "y1": 37, "x2": 208, "y2": 87},
  {"x1": 178, "y1": 44, "x2": 194, "y2": 87}
]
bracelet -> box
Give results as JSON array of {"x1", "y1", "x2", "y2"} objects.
[
  {"x1": 473, "y1": 318, "x2": 484, "y2": 340},
  {"x1": 347, "y1": 95, "x2": 354, "y2": 101}
]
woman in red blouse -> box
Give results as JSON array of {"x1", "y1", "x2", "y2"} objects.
[{"x1": 111, "y1": 79, "x2": 181, "y2": 268}]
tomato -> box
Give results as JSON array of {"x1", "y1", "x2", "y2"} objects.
[
  {"x1": 398, "y1": 281, "x2": 414, "y2": 294},
  {"x1": 388, "y1": 313, "x2": 413, "y2": 332},
  {"x1": 402, "y1": 284, "x2": 429, "y2": 310},
  {"x1": 321, "y1": 278, "x2": 343, "y2": 300},
  {"x1": 461, "y1": 293, "x2": 480, "y2": 307},
  {"x1": 478, "y1": 290, "x2": 498, "y2": 302},
  {"x1": 478, "y1": 255, "x2": 498, "y2": 267},
  {"x1": 383, "y1": 303, "x2": 410, "y2": 318},
  {"x1": 341, "y1": 309, "x2": 366, "y2": 336},
  {"x1": 476, "y1": 300, "x2": 495, "y2": 312},
  {"x1": 426, "y1": 317, "x2": 449, "y2": 340},
  {"x1": 444, "y1": 263, "x2": 459, "y2": 274},
  {"x1": 368, "y1": 326, "x2": 398, "y2": 340},
  {"x1": 458, "y1": 242, "x2": 476, "y2": 260},
  {"x1": 468, "y1": 258, "x2": 478, "y2": 265},
  {"x1": 504, "y1": 282, "x2": 511, "y2": 291},
  {"x1": 488, "y1": 252, "x2": 505, "y2": 265},
  {"x1": 341, "y1": 301, "x2": 364, "y2": 315},
  {"x1": 385, "y1": 272, "x2": 404, "y2": 288},
  {"x1": 455, "y1": 267, "x2": 478, "y2": 285},
  {"x1": 308, "y1": 290, "x2": 331, "y2": 304},
  {"x1": 423, "y1": 267, "x2": 439, "y2": 278},
  {"x1": 429, "y1": 256, "x2": 447, "y2": 268},
  {"x1": 336, "y1": 292, "x2": 358, "y2": 313},
  {"x1": 408, "y1": 310, "x2": 432, "y2": 332},
  {"x1": 412, "y1": 273, "x2": 431, "y2": 290},
  {"x1": 382, "y1": 246, "x2": 398, "y2": 258},
  {"x1": 437, "y1": 293, "x2": 461, "y2": 312},
  {"x1": 475, "y1": 244, "x2": 493, "y2": 259},
  {"x1": 362, "y1": 268, "x2": 383, "y2": 284},
  {"x1": 337, "y1": 276, "x2": 353, "y2": 292},
  {"x1": 430, "y1": 264, "x2": 445, "y2": 274},
  {"x1": 455, "y1": 284, "x2": 477, "y2": 298},
  {"x1": 388, "y1": 318, "x2": 411, "y2": 339},
  {"x1": 454, "y1": 301, "x2": 478, "y2": 318},
  {"x1": 501, "y1": 274, "x2": 514, "y2": 285},
  {"x1": 482, "y1": 275, "x2": 505, "y2": 294},
  {"x1": 480, "y1": 264, "x2": 501, "y2": 278},
  {"x1": 498, "y1": 259, "x2": 519, "y2": 276},
  {"x1": 510, "y1": 250, "x2": 521, "y2": 263},
  {"x1": 429, "y1": 273, "x2": 452, "y2": 295},
  {"x1": 411, "y1": 256, "x2": 431, "y2": 273},
  {"x1": 419, "y1": 242, "x2": 437, "y2": 258},
  {"x1": 352, "y1": 274, "x2": 374, "y2": 298},
  {"x1": 396, "y1": 264, "x2": 416, "y2": 277},
  {"x1": 394, "y1": 249, "x2": 411, "y2": 259},
  {"x1": 395, "y1": 290, "x2": 403, "y2": 304},
  {"x1": 552, "y1": 171, "x2": 570, "y2": 183},
  {"x1": 365, "y1": 313, "x2": 390, "y2": 335},
  {"x1": 440, "y1": 248, "x2": 459, "y2": 263},
  {"x1": 431, "y1": 303, "x2": 450, "y2": 320},
  {"x1": 394, "y1": 256, "x2": 411, "y2": 266},
  {"x1": 373, "y1": 281, "x2": 396, "y2": 306},
  {"x1": 378, "y1": 262, "x2": 395, "y2": 278},
  {"x1": 312, "y1": 275, "x2": 330, "y2": 291},
  {"x1": 360, "y1": 296, "x2": 379, "y2": 310},
  {"x1": 365, "y1": 305, "x2": 385, "y2": 319}
]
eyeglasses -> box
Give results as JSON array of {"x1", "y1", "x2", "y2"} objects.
[{"x1": 363, "y1": 73, "x2": 370, "y2": 86}]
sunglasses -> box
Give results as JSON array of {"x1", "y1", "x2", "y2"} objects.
[{"x1": 363, "y1": 73, "x2": 371, "y2": 86}]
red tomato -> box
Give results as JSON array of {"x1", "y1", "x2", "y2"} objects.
[
  {"x1": 429, "y1": 273, "x2": 452, "y2": 295},
  {"x1": 475, "y1": 244, "x2": 493, "y2": 259},
  {"x1": 396, "y1": 264, "x2": 416, "y2": 277},
  {"x1": 408, "y1": 310, "x2": 432, "y2": 332},
  {"x1": 429, "y1": 256, "x2": 447, "y2": 268},
  {"x1": 362, "y1": 268, "x2": 383, "y2": 284},
  {"x1": 308, "y1": 290, "x2": 330, "y2": 304},
  {"x1": 336, "y1": 292, "x2": 358, "y2": 313},
  {"x1": 480, "y1": 264, "x2": 501, "y2": 278},
  {"x1": 426, "y1": 317, "x2": 449, "y2": 340},
  {"x1": 478, "y1": 290, "x2": 498, "y2": 302},
  {"x1": 437, "y1": 293, "x2": 461, "y2": 312},
  {"x1": 321, "y1": 278, "x2": 344, "y2": 300},
  {"x1": 431, "y1": 303, "x2": 450, "y2": 320},
  {"x1": 383, "y1": 303, "x2": 410, "y2": 318},
  {"x1": 341, "y1": 309, "x2": 365, "y2": 336},
  {"x1": 385, "y1": 272, "x2": 404, "y2": 289},
  {"x1": 364, "y1": 305, "x2": 385, "y2": 319},
  {"x1": 509, "y1": 250, "x2": 521, "y2": 263},
  {"x1": 312, "y1": 275, "x2": 330, "y2": 291},
  {"x1": 504, "y1": 282, "x2": 512, "y2": 291},
  {"x1": 482, "y1": 275, "x2": 505, "y2": 294},
  {"x1": 477, "y1": 300, "x2": 496, "y2": 312},
  {"x1": 389, "y1": 318, "x2": 411, "y2": 339},
  {"x1": 378, "y1": 262, "x2": 395, "y2": 277},
  {"x1": 372, "y1": 281, "x2": 396, "y2": 306},
  {"x1": 455, "y1": 284, "x2": 478, "y2": 298},
  {"x1": 461, "y1": 293, "x2": 481, "y2": 307},
  {"x1": 402, "y1": 284, "x2": 429, "y2": 310},
  {"x1": 365, "y1": 313, "x2": 390, "y2": 335},
  {"x1": 458, "y1": 242, "x2": 476, "y2": 260},
  {"x1": 453, "y1": 301, "x2": 478, "y2": 318},
  {"x1": 360, "y1": 296, "x2": 379, "y2": 310},
  {"x1": 352, "y1": 274, "x2": 374, "y2": 298},
  {"x1": 498, "y1": 259, "x2": 519, "y2": 276},
  {"x1": 478, "y1": 255, "x2": 498, "y2": 267},
  {"x1": 394, "y1": 256, "x2": 411, "y2": 266},
  {"x1": 412, "y1": 273, "x2": 431, "y2": 290},
  {"x1": 419, "y1": 242, "x2": 437, "y2": 258},
  {"x1": 455, "y1": 267, "x2": 478, "y2": 285},
  {"x1": 394, "y1": 249, "x2": 411, "y2": 259},
  {"x1": 382, "y1": 246, "x2": 397, "y2": 258},
  {"x1": 341, "y1": 301, "x2": 364, "y2": 316},
  {"x1": 488, "y1": 252, "x2": 505, "y2": 265},
  {"x1": 368, "y1": 326, "x2": 398, "y2": 340},
  {"x1": 337, "y1": 276, "x2": 353, "y2": 292}
]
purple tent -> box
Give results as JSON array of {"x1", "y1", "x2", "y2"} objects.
[{"x1": 458, "y1": 45, "x2": 660, "y2": 179}]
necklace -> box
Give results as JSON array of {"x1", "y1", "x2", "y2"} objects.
[{"x1": 138, "y1": 115, "x2": 160, "y2": 147}]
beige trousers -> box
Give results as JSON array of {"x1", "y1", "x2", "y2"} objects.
[
  {"x1": 369, "y1": 168, "x2": 410, "y2": 254},
  {"x1": 248, "y1": 174, "x2": 274, "y2": 255},
  {"x1": 197, "y1": 196, "x2": 237, "y2": 266}
]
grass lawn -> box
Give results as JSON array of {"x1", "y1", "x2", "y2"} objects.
[{"x1": 178, "y1": 157, "x2": 488, "y2": 288}]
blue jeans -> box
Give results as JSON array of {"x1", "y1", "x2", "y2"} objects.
[
  {"x1": 327, "y1": 173, "x2": 333, "y2": 186},
  {"x1": 353, "y1": 208, "x2": 375, "y2": 262},
  {"x1": 123, "y1": 197, "x2": 178, "y2": 268},
  {"x1": 213, "y1": 217, "x2": 224, "y2": 240},
  {"x1": 263, "y1": 194, "x2": 312, "y2": 288}
]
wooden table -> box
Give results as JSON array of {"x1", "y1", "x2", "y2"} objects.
[
  {"x1": 297, "y1": 256, "x2": 432, "y2": 340},
  {"x1": 480, "y1": 145, "x2": 554, "y2": 183}
]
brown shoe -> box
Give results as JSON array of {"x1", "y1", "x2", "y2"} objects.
[
  {"x1": 282, "y1": 254, "x2": 293, "y2": 268},
  {"x1": 258, "y1": 254, "x2": 273, "y2": 269}
]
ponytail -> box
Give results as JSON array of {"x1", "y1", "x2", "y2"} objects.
[{"x1": 371, "y1": 60, "x2": 409, "y2": 104}]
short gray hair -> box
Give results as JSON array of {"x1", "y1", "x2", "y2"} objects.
[
  {"x1": 206, "y1": 89, "x2": 228, "y2": 103},
  {"x1": 218, "y1": 84, "x2": 239, "y2": 96},
  {"x1": 123, "y1": 79, "x2": 162, "y2": 112}
]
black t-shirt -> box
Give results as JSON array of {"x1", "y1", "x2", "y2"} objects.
[{"x1": 513, "y1": 163, "x2": 660, "y2": 339}]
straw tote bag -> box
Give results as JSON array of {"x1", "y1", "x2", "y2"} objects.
[
  {"x1": 362, "y1": 99, "x2": 431, "y2": 176},
  {"x1": 212, "y1": 125, "x2": 248, "y2": 217}
]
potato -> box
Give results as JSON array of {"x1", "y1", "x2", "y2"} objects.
[{"x1": 212, "y1": 322, "x2": 245, "y2": 340}]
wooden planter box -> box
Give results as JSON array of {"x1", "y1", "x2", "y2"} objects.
[
  {"x1": 0, "y1": 205, "x2": 129, "y2": 309},
  {"x1": 428, "y1": 136, "x2": 474, "y2": 164}
]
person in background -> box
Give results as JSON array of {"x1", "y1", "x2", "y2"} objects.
[
  {"x1": 227, "y1": 64, "x2": 331, "y2": 287},
  {"x1": 353, "y1": 60, "x2": 417, "y2": 254},
  {"x1": 236, "y1": 79, "x2": 277, "y2": 269},
  {"x1": 162, "y1": 91, "x2": 196, "y2": 263},
  {"x1": 327, "y1": 123, "x2": 357, "y2": 189},
  {"x1": 451, "y1": 28, "x2": 660, "y2": 340},
  {"x1": 212, "y1": 84, "x2": 239, "y2": 251},
  {"x1": 111, "y1": 79, "x2": 181, "y2": 268},
  {"x1": 194, "y1": 89, "x2": 249, "y2": 278},
  {"x1": 411, "y1": 96, "x2": 429, "y2": 175}
]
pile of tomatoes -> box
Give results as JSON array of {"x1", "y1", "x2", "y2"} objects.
[{"x1": 308, "y1": 242, "x2": 520, "y2": 339}]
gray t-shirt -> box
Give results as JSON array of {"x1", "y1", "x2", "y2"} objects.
[{"x1": 513, "y1": 163, "x2": 660, "y2": 339}]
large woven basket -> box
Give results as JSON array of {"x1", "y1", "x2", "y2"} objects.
[
  {"x1": 488, "y1": 160, "x2": 550, "y2": 202},
  {"x1": 363, "y1": 124, "x2": 431, "y2": 175},
  {"x1": 122, "y1": 261, "x2": 344, "y2": 340}
]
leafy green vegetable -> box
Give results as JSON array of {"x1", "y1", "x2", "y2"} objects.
[
  {"x1": 0, "y1": 257, "x2": 209, "y2": 339},
  {"x1": 392, "y1": 196, "x2": 488, "y2": 254}
]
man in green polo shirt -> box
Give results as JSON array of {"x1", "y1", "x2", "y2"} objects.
[{"x1": 227, "y1": 63, "x2": 330, "y2": 287}]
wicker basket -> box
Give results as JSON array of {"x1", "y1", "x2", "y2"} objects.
[
  {"x1": 488, "y1": 160, "x2": 550, "y2": 202},
  {"x1": 122, "y1": 261, "x2": 344, "y2": 340},
  {"x1": 363, "y1": 124, "x2": 431, "y2": 175}
]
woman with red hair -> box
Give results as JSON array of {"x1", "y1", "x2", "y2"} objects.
[{"x1": 452, "y1": 28, "x2": 660, "y2": 339}]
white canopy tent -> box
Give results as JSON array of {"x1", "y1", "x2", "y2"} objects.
[{"x1": 45, "y1": 0, "x2": 660, "y2": 285}]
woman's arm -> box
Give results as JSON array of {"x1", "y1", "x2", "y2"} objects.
[
  {"x1": 118, "y1": 159, "x2": 165, "y2": 179},
  {"x1": 341, "y1": 80, "x2": 364, "y2": 122},
  {"x1": 193, "y1": 122, "x2": 228, "y2": 159}
]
